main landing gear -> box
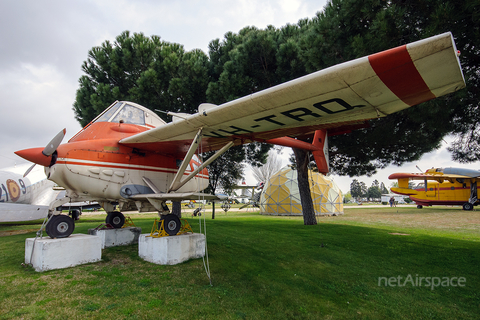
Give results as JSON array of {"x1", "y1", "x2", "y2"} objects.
[
  {"x1": 45, "y1": 212, "x2": 127, "y2": 239},
  {"x1": 106, "y1": 212, "x2": 126, "y2": 228},
  {"x1": 159, "y1": 214, "x2": 181, "y2": 236},
  {"x1": 45, "y1": 215, "x2": 75, "y2": 238}
]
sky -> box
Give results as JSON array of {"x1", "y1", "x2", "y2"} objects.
[{"x1": 1, "y1": 0, "x2": 478, "y2": 194}]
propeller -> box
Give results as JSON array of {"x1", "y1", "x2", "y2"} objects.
[
  {"x1": 43, "y1": 128, "x2": 66, "y2": 156},
  {"x1": 15, "y1": 128, "x2": 66, "y2": 177},
  {"x1": 23, "y1": 163, "x2": 36, "y2": 178}
]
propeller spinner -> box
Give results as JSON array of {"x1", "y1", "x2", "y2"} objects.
[{"x1": 15, "y1": 128, "x2": 66, "y2": 169}]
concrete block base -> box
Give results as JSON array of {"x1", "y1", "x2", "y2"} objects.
[
  {"x1": 139, "y1": 233, "x2": 205, "y2": 265},
  {"x1": 88, "y1": 227, "x2": 142, "y2": 248},
  {"x1": 25, "y1": 234, "x2": 102, "y2": 272}
]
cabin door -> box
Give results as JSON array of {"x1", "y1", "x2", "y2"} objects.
[{"x1": 426, "y1": 183, "x2": 437, "y2": 197}]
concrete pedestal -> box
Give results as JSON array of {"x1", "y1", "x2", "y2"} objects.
[
  {"x1": 138, "y1": 233, "x2": 205, "y2": 265},
  {"x1": 88, "y1": 227, "x2": 142, "y2": 248},
  {"x1": 25, "y1": 234, "x2": 102, "y2": 272}
]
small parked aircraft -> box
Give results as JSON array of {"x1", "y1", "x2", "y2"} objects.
[
  {"x1": 0, "y1": 164, "x2": 96, "y2": 222},
  {"x1": 234, "y1": 182, "x2": 264, "y2": 210},
  {"x1": 0, "y1": 164, "x2": 60, "y2": 222},
  {"x1": 389, "y1": 168, "x2": 480, "y2": 210},
  {"x1": 15, "y1": 32, "x2": 465, "y2": 238}
]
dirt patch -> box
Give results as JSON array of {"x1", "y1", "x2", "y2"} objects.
[
  {"x1": 0, "y1": 229, "x2": 37, "y2": 237},
  {"x1": 389, "y1": 233, "x2": 410, "y2": 236}
]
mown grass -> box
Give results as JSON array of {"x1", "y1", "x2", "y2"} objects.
[{"x1": 0, "y1": 206, "x2": 479, "y2": 319}]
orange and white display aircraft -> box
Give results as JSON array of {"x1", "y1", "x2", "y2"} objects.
[
  {"x1": 389, "y1": 167, "x2": 480, "y2": 210},
  {"x1": 15, "y1": 32, "x2": 465, "y2": 238}
]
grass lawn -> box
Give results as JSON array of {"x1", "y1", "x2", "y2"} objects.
[{"x1": 0, "y1": 206, "x2": 479, "y2": 319}]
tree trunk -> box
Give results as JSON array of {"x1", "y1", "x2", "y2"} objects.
[
  {"x1": 172, "y1": 201, "x2": 181, "y2": 218},
  {"x1": 293, "y1": 148, "x2": 317, "y2": 225},
  {"x1": 211, "y1": 201, "x2": 216, "y2": 220}
]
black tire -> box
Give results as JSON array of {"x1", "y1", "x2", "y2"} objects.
[
  {"x1": 106, "y1": 212, "x2": 125, "y2": 228},
  {"x1": 46, "y1": 215, "x2": 75, "y2": 238},
  {"x1": 193, "y1": 208, "x2": 201, "y2": 216},
  {"x1": 161, "y1": 215, "x2": 181, "y2": 236},
  {"x1": 417, "y1": 205, "x2": 423, "y2": 209},
  {"x1": 462, "y1": 203, "x2": 473, "y2": 211},
  {"x1": 70, "y1": 209, "x2": 81, "y2": 220}
]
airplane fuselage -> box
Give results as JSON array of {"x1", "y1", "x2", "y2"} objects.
[
  {"x1": 44, "y1": 121, "x2": 208, "y2": 210},
  {"x1": 408, "y1": 180, "x2": 475, "y2": 207}
]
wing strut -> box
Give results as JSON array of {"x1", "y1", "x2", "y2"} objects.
[
  {"x1": 168, "y1": 128, "x2": 203, "y2": 192},
  {"x1": 143, "y1": 177, "x2": 161, "y2": 194},
  {"x1": 168, "y1": 131, "x2": 235, "y2": 192}
]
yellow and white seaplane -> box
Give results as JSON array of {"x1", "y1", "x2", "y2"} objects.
[{"x1": 389, "y1": 167, "x2": 480, "y2": 210}]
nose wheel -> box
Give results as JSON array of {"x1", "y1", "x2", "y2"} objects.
[{"x1": 46, "y1": 215, "x2": 75, "y2": 238}]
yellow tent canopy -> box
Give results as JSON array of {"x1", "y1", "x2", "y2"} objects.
[{"x1": 260, "y1": 166, "x2": 343, "y2": 216}]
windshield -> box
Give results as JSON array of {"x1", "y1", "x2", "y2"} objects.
[{"x1": 94, "y1": 102, "x2": 146, "y2": 126}]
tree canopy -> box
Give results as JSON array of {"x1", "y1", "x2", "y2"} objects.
[{"x1": 74, "y1": 31, "x2": 209, "y2": 126}]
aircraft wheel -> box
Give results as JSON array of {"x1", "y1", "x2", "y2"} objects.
[
  {"x1": 417, "y1": 205, "x2": 423, "y2": 209},
  {"x1": 106, "y1": 212, "x2": 125, "y2": 228},
  {"x1": 462, "y1": 203, "x2": 474, "y2": 211},
  {"x1": 161, "y1": 215, "x2": 181, "y2": 236},
  {"x1": 46, "y1": 215, "x2": 75, "y2": 239}
]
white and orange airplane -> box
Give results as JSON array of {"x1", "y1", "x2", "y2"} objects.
[{"x1": 15, "y1": 32, "x2": 465, "y2": 238}]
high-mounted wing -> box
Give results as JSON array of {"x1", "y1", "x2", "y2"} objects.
[
  {"x1": 390, "y1": 168, "x2": 480, "y2": 182},
  {"x1": 389, "y1": 172, "x2": 472, "y2": 181},
  {"x1": 120, "y1": 32, "x2": 465, "y2": 153}
]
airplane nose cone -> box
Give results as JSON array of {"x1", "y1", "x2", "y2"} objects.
[{"x1": 15, "y1": 147, "x2": 53, "y2": 167}]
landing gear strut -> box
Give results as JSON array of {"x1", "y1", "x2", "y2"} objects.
[
  {"x1": 106, "y1": 212, "x2": 125, "y2": 228},
  {"x1": 464, "y1": 181, "x2": 477, "y2": 211}
]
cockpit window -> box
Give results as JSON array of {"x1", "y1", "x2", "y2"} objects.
[
  {"x1": 415, "y1": 183, "x2": 425, "y2": 189},
  {"x1": 112, "y1": 104, "x2": 145, "y2": 125},
  {"x1": 96, "y1": 102, "x2": 123, "y2": 122}
]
